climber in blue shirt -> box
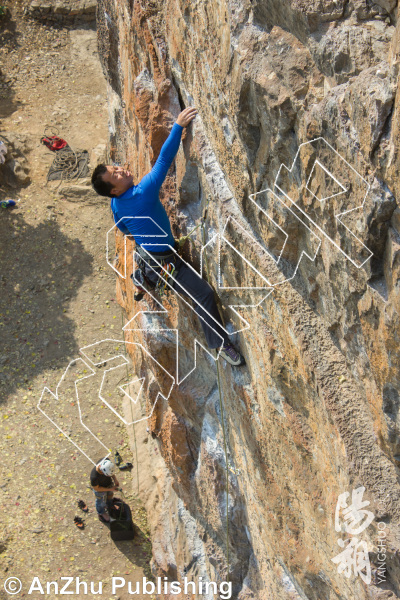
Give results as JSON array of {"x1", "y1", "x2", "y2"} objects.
[
  {"x1": 109, "y1": 121, "x2": 182, "y2": 252},
  {"x1": 91, "y1": 107, "x2": 245, "y2": 366}
]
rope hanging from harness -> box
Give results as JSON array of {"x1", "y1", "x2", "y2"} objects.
[{"x1": 155, "y1": 260, "x2": 176, "y2": 297}]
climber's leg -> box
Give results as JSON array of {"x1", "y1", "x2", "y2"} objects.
[
  {"x1": 171, "y1": 260, "x2": 227, "y2": 348},
  {"x1": 142, "y1": 255, "x2": 245, "y2": 364},
  {"x1": 171, "y1": 261, "x2": 246, "y2": 368}
]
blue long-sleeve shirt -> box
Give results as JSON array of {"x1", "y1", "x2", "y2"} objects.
[{"x1": 110, "y1": 122, "x2": 183, "y2": 252}]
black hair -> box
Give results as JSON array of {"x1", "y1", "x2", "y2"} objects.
[{"x1": 91, "y1": 163, "x2": 113, "y2": 198}]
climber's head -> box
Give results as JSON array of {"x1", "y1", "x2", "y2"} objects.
[{"x1": 91, "y1": 163, "x2": 133, "y2": 198}]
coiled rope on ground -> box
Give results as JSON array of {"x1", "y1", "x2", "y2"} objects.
[{"x1": 46, "y1": 145, "x2": 90, "y2": 187}]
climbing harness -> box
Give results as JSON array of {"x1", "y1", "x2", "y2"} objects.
[
  {"x1": 128, "y1": 190, "x2": 212, "y2": 304},
  {"x1": 40, "y1": 126, "x2": 68, "y2": 153},
  {"x1": 40, "y1": 134, "x2": 68, "y2": 152},
  {"x1": 131, "y1": 203, "x2": 211, "y2": 302},
  {"x1": 133, "y1": 244, "x2": 180, "y2": 300}
]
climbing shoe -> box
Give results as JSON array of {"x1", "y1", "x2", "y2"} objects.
[
  {"x1": 219, "y1": 344, "x2": 246, "y2": 367},
  {"x1": 77, "y1": 499, "x2": 88, "y2": 513},
  {"x1": 115, "y1": 451, "x2": 133, "y2": 471},
  {"x1": 119, "y1": 462, "x2": 133, "y2": 471},
  {"x1": 74, "y1": 516, "x2": 85, "y2": 530},
  {"x1": 131, "y1": 270, "x2": 146, "y2": 302}
]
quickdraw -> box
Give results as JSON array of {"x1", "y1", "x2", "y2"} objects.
[
  {"x1": 175, "y1": 204, "x2": 209, "y2": 250},
  {"x1": 155, "y1": 261, "x2": 176, "y2": 297}
]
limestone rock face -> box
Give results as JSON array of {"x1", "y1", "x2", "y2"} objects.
[{"x1": 97, "y1": 0, "x2": 400, "y2": 598}]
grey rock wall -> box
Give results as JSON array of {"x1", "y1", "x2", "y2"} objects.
[{"x1": 98, "y1": 1, "x2": 400, "y2": 598}]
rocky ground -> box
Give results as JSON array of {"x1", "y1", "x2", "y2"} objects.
[{"x1": 0, "y1": 2, "x2": 153, "y2": 598}]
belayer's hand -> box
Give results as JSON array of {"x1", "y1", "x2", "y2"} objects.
[{"x1": 176, "y1": 107, "x2": 197, "y2": 128}]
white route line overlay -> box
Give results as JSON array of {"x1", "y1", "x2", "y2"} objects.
[
  {"x1": 39, "y1": 218, "x2": 273, "y2": 459},
  {"x1": 274, "y1": 137, "x2": 373, "y2": 268},
  {"x1": 125, "y1": 223, "x2": 273, "y2": 382},
  {"x1": 247, "y1": 189, "x2": 322, "y2": 287},
  {"x1": 38, "y1": 341, "x2": 174, "y2": 465},
  {"x1": 40, "y1": 137, "x2": 375, "y2": 461},
  {"x1": 306, "y1": 159, "x2": 348, "y2": 202},
  {"x1": 106, "y1": 216, "x2": 169, "y2": 279}
]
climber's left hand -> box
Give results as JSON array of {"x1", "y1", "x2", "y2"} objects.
[{"x1": 177, "y1": 107, "x2": 198, "y2": 127}]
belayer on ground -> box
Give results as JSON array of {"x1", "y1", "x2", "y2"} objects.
[
  {"x1": 90, "y1": 457, "x2": 120, "y2": 523},
  {"x1": 91, "y1": 107, "x2": 245, "y2": 366},
  {"x1": 90, "y1": 457, "x2": 135, "y2": 539}
]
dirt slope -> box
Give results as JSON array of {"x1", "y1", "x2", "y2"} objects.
[{"x1": 0, "y1": 3, "x2": 152, "y2": 598}]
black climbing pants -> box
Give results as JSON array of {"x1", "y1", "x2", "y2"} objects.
[{"x1": 143, "y1": 255, "x2": 230, "y2": 349}]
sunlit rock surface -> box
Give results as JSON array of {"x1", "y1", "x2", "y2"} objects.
[{"x1": 97, "y1": 1, "x2": 400, "y2": 597}]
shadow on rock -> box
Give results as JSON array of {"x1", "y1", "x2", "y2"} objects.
[{"x1": 0, "y1": 211, "x2": 93, "y2": 400}]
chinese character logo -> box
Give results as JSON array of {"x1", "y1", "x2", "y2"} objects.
[{"x1": 332, "y1": 486, "x2": 374, "y2": 584}]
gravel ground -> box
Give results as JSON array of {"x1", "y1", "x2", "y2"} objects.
[{"x1": 0, "y1": 3, "x2": 153, "y2": 598}]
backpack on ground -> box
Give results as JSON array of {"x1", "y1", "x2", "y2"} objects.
[{"x1": 108, "y1": 499, "x2": 135, "y2": 541}]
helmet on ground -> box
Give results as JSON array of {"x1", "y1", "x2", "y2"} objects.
[{"x1": 98, "y1": 458, "x2": 116, "y2": 476}]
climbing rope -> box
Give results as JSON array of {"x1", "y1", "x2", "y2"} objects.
[
  {"x1": 41, "y1": 126, "x2": 90, "y2": 187},
  {"x1": 200, "y1": 207, "x2": 230, "y2": 583},
  {"x1": 215, "y1": 352, "x2": 230, "y2": 581},
  {"x1": 120, "y1": 307, "x2": 140, "y2": 495},
  {"x1": 46, "y1": 146, "x2": 90, "y2": 187},
  {"x1": 118, "y1": 199, "x2": 231, "y2": 574}
]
